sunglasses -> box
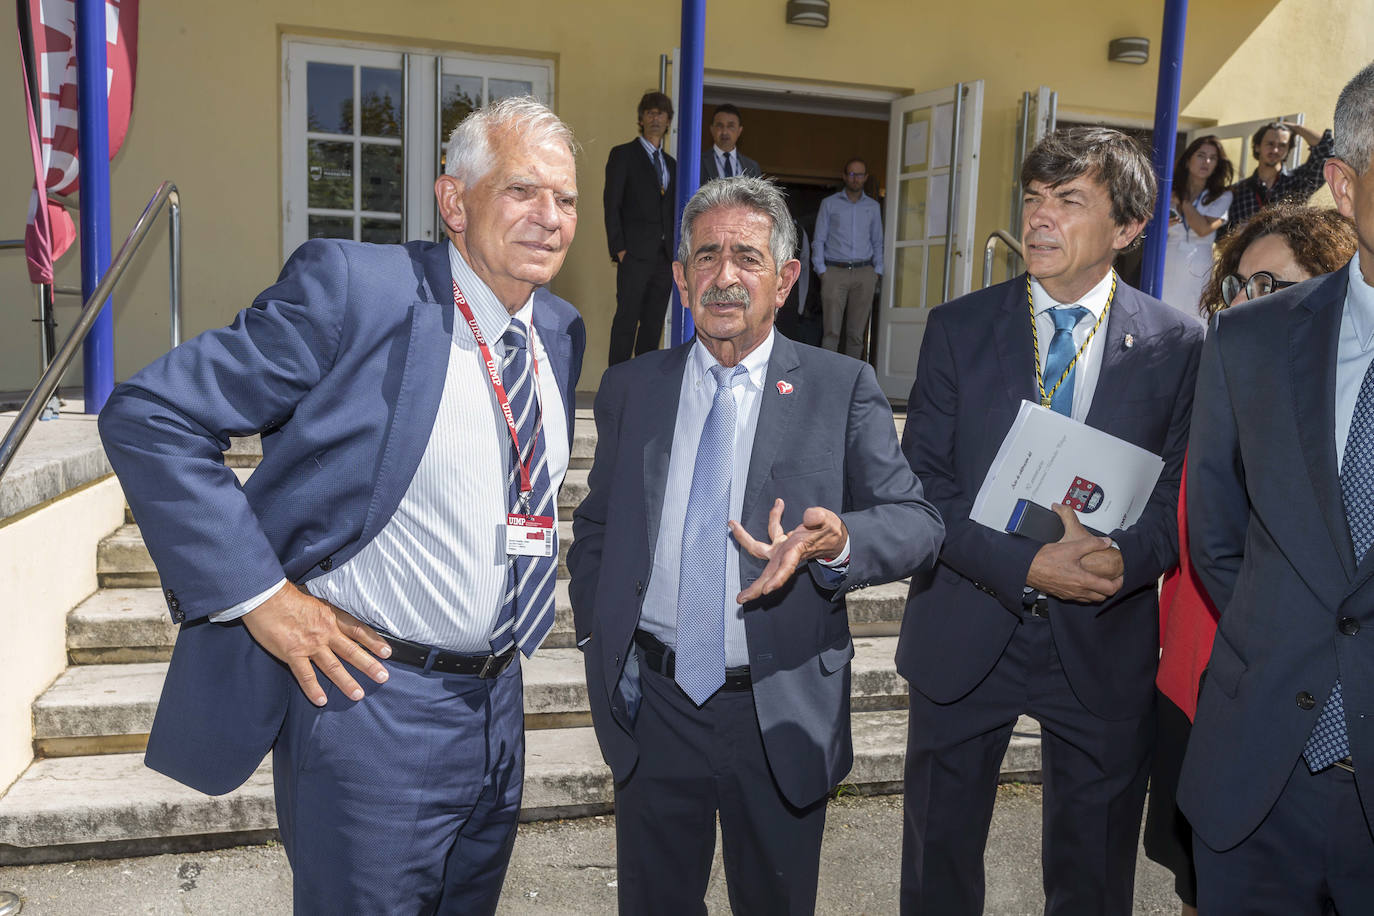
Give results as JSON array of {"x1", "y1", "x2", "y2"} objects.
[{"x1": 1220, "y1": 270, "x2": 1300, "y2": 306}]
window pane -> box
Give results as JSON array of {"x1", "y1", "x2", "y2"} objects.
[
  {"x1": 361, "y1": 143, "x2": 403, "y2": 214},
  {"x1": 361, "y1": 218, "x2": 403, "y2": 244},
  {"x1": 307, "y1": 62, "x2": 353, "y2": 135},
  {"x1": 440, "y1": 74, "x2": 483, "y2": 172},
  {"x1": 360, "y1": 66, "x2": 403, "y2": 138},
  {"x1": 308, "y1": 140, "x2": 354, "y2": 209},
  {"x1": 490, "y1": 78, "x2": 534, "y2": 102},
  {"x1": 309, "y1": 215, "x2": 354, "y2": 240},
  {"x1": 892, "y1": 245, "x2": 926, "y2": 309}
]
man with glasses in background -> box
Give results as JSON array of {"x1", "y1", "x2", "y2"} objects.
[{"x1": 813, "y1": 157, "x2": 884, "y2": 357}]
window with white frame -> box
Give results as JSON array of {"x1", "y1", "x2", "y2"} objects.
[{"x1": 282, "y1": 39, "x2": 553, "y2": 258}]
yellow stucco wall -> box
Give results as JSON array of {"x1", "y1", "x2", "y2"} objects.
[{"x1": 0, "y1": 0, "x2": 1369, "y2": 394}]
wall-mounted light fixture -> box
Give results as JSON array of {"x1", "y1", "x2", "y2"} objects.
[
  {"x1": 786, "y1": 0, "x2": 829, "y2": 27},
  {"x1": 1108, "y1": 37, "x2": 1150, "y2": 64}
]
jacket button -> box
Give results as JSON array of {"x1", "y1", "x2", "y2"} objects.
[
  {"x1": 1340, "y1": 616, "x2": 1361, "y2": 636},
  {"x1": 319, "y1": 556, "x2": 334, "y2": 571},
  {"x1": 1297, "y1": 691, "x2": 1317, "y2": 710},
  {"x1": 635, "y1": 581, "x2": 644, "y2": 596}
]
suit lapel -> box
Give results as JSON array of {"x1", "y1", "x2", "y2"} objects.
[
  {"x1": 1290, "y1": 272, "x2": 1357, "y2": 583},
  {"x1": 741, "y1": 334, "x2": 803, "y2": 526},
  {"x1": 643, "y1": 343, "x2": 692, "y2": 558},
  {"x1": 531, "y1": 290, "x2": 574, "y2": 431},
  {"x1": 992, "y1": 274, "x2": 1038, "y2": 407},
  {"x1": 359, "y1": 243, "x2": 454, "y2": 546}
]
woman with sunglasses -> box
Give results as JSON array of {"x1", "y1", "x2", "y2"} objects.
[
  {"x1": 1161, "y1": 136, "x2": 1234, "y2": 317},
  {"x1": 1144, "y1": 203, "x2": 1357, "y2": 916}
]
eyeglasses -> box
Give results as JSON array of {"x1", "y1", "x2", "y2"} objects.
[
  {"x1": 1220, "y1": 270, "x2": 1300, "y2": 306},
  {"x1": 845, "y1": 171, "x2": 867, "y2": 178}
]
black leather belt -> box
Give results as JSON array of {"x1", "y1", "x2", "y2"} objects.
[
  {"x1": 1333, "y1": 756, "x2": 1356, "y2": 774},
  {"x1": 824, "y1": 258, "x2": 873, "y2": 269},
  {"x1": 634, "y1": 630, "x2": 752, "y2": 691},
  {"x1": 1023, "y1": 595, "x2": 1050, "y2": 619},
  {"x1": 379, "y1": 633, "x2": 515, "y2": 678}
]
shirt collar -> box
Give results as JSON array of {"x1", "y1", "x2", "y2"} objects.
[
  {"x1": 448, "y1": 241, "x2": 533, "y2": 344},
  {"x1": 637, "y1": 135, "x2": 663, "y2": 155},
  {"x1": 713, "y1": 145, "x2": 733, "y2": 159},
  {"x1": 1029, "y1": 268, "x2": 1115, "y2": 320},
  {"x1": 1346, "y1": 250, "x2": 1374, "y2": 351},
  {"x1": 689, "y1": 328, "x2": 775, "y2": 391},
  {"x1": 834, "y1": 189, "x2": 869, "y2": 204}
]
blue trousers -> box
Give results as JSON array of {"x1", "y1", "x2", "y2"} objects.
[{"x1": 273, "y1": 656, "x2": 524, "y2": 915}]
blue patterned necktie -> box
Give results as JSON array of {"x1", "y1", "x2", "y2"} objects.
[
  {"x1": 675, "y1": 363, "x2": 746, "y2": 705},
  {"x1": 1304, "y1": 357, "x2": 1374, "y2": 770},
  {"x1": 489, "y1": 319, "x2": 557, "y2": 657},
  {"x1": 1042, "y1": 306, "x2": 1090, "y2": 416}
]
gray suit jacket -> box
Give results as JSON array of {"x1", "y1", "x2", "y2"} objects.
[
  {"x1": 1180, "y1": 265, "x2": 1374, "y2": 849},
  {"x1": 568, "y1": 332, "x2": 942, "y2": 807}
]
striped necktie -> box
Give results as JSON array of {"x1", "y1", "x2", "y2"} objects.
[
  {"x1": 489, "y1": 318, "x2": 557, "y2": 657},
  {"x1": 654, "y1": 149, "x2": 665, "y2": 194},
  {"x1": 675, "y1": 363, "x2": 746, "y2": 705}
]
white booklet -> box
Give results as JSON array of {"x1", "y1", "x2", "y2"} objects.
[{"x1": 970, "y1": 400, "x2": 1165, "y2": 536}]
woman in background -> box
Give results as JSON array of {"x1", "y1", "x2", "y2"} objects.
[
  {"x1": 1161, "y1": 136, "x2": 1234, "y2": 317},
  {"x1": 1145, "y1": 204, "x2": 1358, "y2": 916}
]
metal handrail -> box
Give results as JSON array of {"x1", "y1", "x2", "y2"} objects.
[
  {"x1": 982, "y1": 229, "x2": 1024, "y2": 289},
  {"x1": 0, "y1": 240, "x2": 22, "y2": 250},
  {"x1": 0, "y1": 180, "x2": 181, "y2": 484}
]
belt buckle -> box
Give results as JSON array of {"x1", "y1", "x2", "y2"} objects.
[{"x1": 479, "y1": 654, "x2": 500, "y2": 678}]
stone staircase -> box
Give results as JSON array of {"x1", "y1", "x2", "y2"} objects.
[{"x1": 0, "y1": 412, "x2": 1042, "y2": 864}]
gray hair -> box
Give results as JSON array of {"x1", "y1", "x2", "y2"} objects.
[
  {"x1": 676, "y1": 176, "x2": 797, "y2": 273},
  {"x1": 444, "y1": 96, "x2": 579, "y2": 185},
  {"x1": 1335, "y1": 61, "x2": 1374, "y2": 175}
]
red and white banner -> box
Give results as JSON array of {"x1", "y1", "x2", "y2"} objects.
[{"x1": 19, "y1": 0, "x2": 138, "y2": 283}]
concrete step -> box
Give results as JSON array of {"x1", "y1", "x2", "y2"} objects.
[
  {"x1": 35, "y1": 637, "x2": 909, "y2": 756},
  {"x1": 97, "y1": 519, "x2": 577, "y2": 589},
  {"x1": 68, "y1": 578, "x2": 910, "y2": 666},
  {"x1": 0, "y1": 709, "x2": 1038, "y2": 863}
]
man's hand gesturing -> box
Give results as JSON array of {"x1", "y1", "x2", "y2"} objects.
[
  {"x1": 730, "y1": 498, "x2": 848, "y2": 604},
  {"x1": 242, "y1": 583, "x2": 392, "y2": 706}
]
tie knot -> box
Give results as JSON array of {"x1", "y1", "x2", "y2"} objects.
[
  {"x1": 708, "y1": 364, "x2": 747, "y2": 391},
  {"x1": 1050, "y1": 306, "x2": 1090, "y2": 333},
  {"x1": 502, "y1": 319, "x2": 528, "y2": 353}
]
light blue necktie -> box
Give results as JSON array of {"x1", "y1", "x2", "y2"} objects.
[
  {"x1": 675, "y1": 363, "x2": 746, "y2": 705},
  {"x1": 489, "y1": 319, "x2": 557, "y2": 658},
  {"x1": 1042, "y1": 306, "x2": 1090, "y2": 416},
  {"x1": 1303, "y1": 356, "x2": 1374, "y2": 770}
]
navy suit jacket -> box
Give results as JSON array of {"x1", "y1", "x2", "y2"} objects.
[
  {"x1": 700, "y1": 149, "x2": 762, "y2": 181},
  {"x1": 1180, "y1": 267, "x2": 1374, "y2": 849},
  {"x1": 897, "y1": 274, "x2": 1202, "y2": 720},
  {"x1": 98, "y1": 239, "x2": 585, "y2": 795},
  {"x1": 568, "y1": 333, "x2": 943, "y2": 808},
  {"x1": 603, "y1": 139, "x2": 677, "y2": 262}
]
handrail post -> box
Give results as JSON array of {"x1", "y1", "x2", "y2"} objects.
[{"x1": 168, "y1": 188, "x2": 182, "y2": 347}]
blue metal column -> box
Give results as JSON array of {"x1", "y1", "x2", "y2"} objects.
[
  {"x1": 1140, "y1": 0, "x2": 1188, "y2": 299},
  {"x1": 77, "y1": 0, "x2": 114, "y2": 412},
  {"x1": 670, "y1": 0, "x2": 706, "y2": 345}
]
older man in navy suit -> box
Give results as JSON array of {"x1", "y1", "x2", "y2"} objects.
[
  {"x1": 898, "y1": 127, "x2": 1203, "y2": 915},
  {"x1": 1181, "y1": 62, "x2": 1374, "y2": 913},
  {"x1": 98, "y1": 97, "x2": 585, "y2": 914},
  {"x1": 570, "y1": 176, "x2": 943, "y2": 914}
]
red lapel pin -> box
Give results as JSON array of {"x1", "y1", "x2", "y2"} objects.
[{"x1": 776, "y1": 380, "x2": 794, "y2": 395}]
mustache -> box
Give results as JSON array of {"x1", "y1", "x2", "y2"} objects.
[{"x1": 700, "y1": 285, "x2": 750, "y2": 306}]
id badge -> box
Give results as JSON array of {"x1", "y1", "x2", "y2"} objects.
[{"x1": 506, "y1": 513, "x2": 554, "y2": 557}]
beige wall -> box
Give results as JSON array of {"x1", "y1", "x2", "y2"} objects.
[
  {"x1": 0, "y1": 0, "x2": 1368, "y2": 394},
  {"x1": 0, "y1": 476, "x2": 125, "y2": 791}
]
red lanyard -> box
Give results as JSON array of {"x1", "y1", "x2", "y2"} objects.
[{"x1": 452, "y1": 279, "x2": 542, "y2": 498}]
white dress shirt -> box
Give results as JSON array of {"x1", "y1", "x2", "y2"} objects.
[
  {"x1": 1029, "y1": 268, "x2": 1116, "y2": 421},
  {"x1": 637, "y1": 135, "x2": 669, "y2": 190},
  {"x1": 213, "y1": 243, "x2": 569, "y2": 654},
  {"x1": 1335, "y1": 251, "x2": 1374, "y2": 471}
]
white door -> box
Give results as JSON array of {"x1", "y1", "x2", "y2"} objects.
[{"x1": 876, "y1": 81, "x2": 983, "y2": 401}]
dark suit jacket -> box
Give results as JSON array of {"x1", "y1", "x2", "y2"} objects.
[
  {"x1": 897, "y1": 274, "x2": 1202, "y2": 720},
  {"x1": 604, "y1": 138, "x2": 676, "y2": 262},
  {"x1": 98, "y1": 239, "x2": 585, "y2": 796},
  {"x1": 700, "y1": 149, "x2": 762, "y2": 181},
  {"x1": 1180, "y1": 266, "x2": 1374, "y2": 849},
  {"x1": 568, "y1": 333, "x2": 943, "y2": 808}
]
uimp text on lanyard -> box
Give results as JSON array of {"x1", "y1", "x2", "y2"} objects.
[{"x1": 452, "y1": 279, "x2": 544, "y2": 505}]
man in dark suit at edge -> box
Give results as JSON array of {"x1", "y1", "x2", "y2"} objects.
[
  {"x1": 898, "y1": 127, "x2": 1204, "y2": 914},
  {"x1": 604, "y1": 90, "x2": 677, "y2": 365},
  {"x1": 570, "y1": 176, "x2": 943, "y2": 913},
  {"x1": 700, "y1": 103, "x2": 763, "y2": 182},
  {"x1": 1180, "y1": 62, "x2": 1374, "y2": 913}
]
